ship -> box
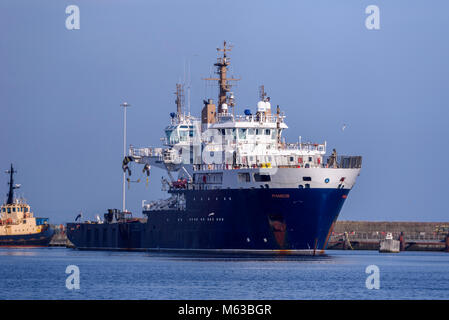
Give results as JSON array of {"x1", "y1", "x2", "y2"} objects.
[
  {"x1": 67, "y1": 42, "x2": 362, "y2": 255},
  {"x1": 0, "y1": 164, "x2": 55, "y2": 246}
]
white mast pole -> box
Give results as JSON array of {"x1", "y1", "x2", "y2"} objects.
[{"x1": 121, "y1": 102, "x2": 130, "y2": 212}]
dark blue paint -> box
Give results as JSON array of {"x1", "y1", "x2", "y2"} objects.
[{"x1": 67, "y1": 188, "x2": 350, "y2": 253}]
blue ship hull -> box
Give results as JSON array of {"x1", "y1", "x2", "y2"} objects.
[
  {"x1": 67, "y1": 188, "x2": 350, "y2": 254},
  {"x1": 0, "y1": 225, "x2": 55, "y2": 246}
]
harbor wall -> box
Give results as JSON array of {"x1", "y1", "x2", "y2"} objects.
[{"x1": 328, "y1": 221, "x2": 449, "y2": 251}]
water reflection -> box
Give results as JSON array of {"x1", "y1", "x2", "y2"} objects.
[
  {"x1": 0, "y1": 248, "x2": 39, "y2": 256},
  {"x1": 143, "y1": 251, "x2": 337, "y2": 263}
]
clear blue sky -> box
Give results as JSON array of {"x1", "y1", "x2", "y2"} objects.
[{"x1": 1, "y1": 0, "x2": 448, "y2": 223}]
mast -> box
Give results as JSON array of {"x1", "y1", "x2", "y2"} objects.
[
  {"x1": 6, "y1": 164, "x2": 17, "y2": 205},
  {"x1": 175, "y1": 83, "x2": 184, "y2": 120},
  {"x1": 120, "y1": 102, "x2": 131, "y2": 212},
  {"x1": 203, "y1": 41, "x2": 240, "y2": 115},
  {"x1": 259, "y1": 85, "x2": 267, "y2": 102}
]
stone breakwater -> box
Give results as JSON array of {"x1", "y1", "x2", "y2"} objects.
[{"x1": 328, "y1": 221, "x2": 449, "y2": 251}]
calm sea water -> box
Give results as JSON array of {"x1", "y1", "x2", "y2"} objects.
[{"x1": 0, "y1": 248, "x2": 448, "y2": 300}]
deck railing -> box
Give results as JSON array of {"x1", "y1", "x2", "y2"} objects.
[
  {"x1": 217, "y1": 113, "x2": 283, "y2": 124},
  {"x1": 129, "y1": 146, "x2": 163, "y2": 158}
]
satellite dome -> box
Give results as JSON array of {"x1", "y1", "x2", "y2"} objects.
[
  {"x1": 265, "y1": 101, "x2": 271, "y2": 110},
  {"x1": 221, "y1": 103, "x2": 228, "y2": 110},
  {"x1": 257, "y1": 101, "x2": 266, "y2": 112}
]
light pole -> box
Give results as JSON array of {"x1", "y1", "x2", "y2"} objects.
[{"x1": 121, "y1": 102, "x2": 130, "y2": 212}]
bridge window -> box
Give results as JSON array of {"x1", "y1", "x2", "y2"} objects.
[
  {"x1": 254, "y1": 173, "x2": 271, "y2": 182},
  {"x1": 165, "y1": 129, "x2": 179, "y2": 144},
  {"x1": 256, "y1": 129, "x2": 262, "y2": 135},
  {"x1": 238, "y1": 128, "x2": 247, "y2": 139},
  {"x1": 248, "y1": 128, "x2": 255, "y2": 135},
  {"x1": 238, "y1": 172, "x2": 251, "y2": 183},
  {"x1": 179, "y1": 130, "x2": 188, "y2": 142},
  {"x1": 226, "y1": 128, "x2": 235, "y2": 135},
  {"x1": 265, "y1": 129, "x2": 270, "y2": 135}
]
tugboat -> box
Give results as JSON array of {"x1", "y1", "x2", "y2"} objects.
[
  {"x1": 67, "y1": 42, "x2": 362, "y2": 255},
  {"x1": 0, "y1": 164, "x2": 54, "y2": 246}
]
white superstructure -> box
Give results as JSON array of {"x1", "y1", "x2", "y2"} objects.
[{"x1": 123, "y1": 41, "x2": 361, "y2": 202}]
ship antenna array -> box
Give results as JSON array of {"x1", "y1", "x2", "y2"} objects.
[{"x1": 202, "y1": 41, "x2": 241, "y2": 115}]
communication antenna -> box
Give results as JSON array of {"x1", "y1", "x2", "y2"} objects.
[
  {"x1": 203, "y1": 41, "x2": 241, "y2": 115},
  {"x1": 186, "y1": 59, "x2": 191, "y2": 116}
]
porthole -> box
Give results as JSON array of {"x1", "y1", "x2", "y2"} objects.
[
  {"x1": 298, "y1": 185, "x2": 304, "y2": 189},
  {"x1": 325, "y1": 178, "x2": 330, "y2": 183}
]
